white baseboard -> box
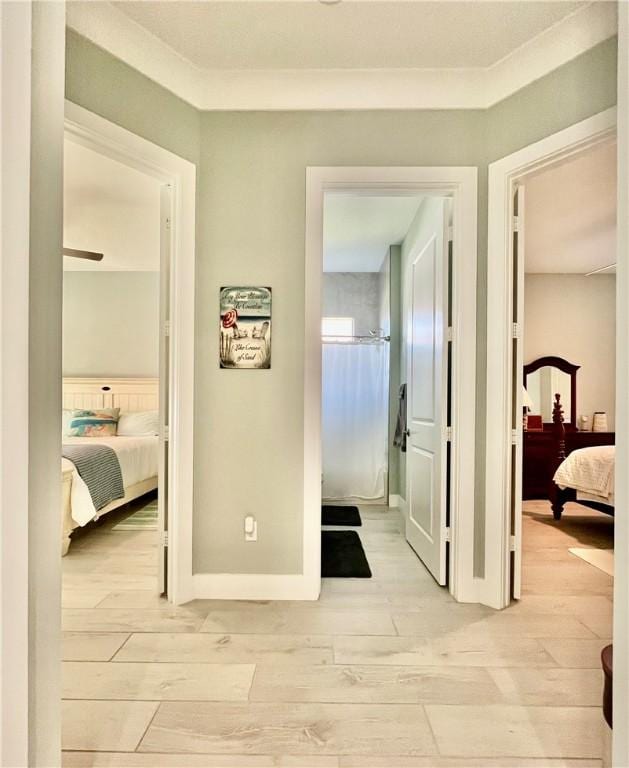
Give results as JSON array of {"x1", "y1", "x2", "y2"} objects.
[
  {"x1": 388, "y1": 494, "x2": 405, "y2": 509},
  {"x1": 192, "y1": 573, "x2": 320, "y2": 601}
]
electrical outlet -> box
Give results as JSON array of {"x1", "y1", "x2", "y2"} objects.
[{"x1": 244, "y1": 515, "x2": 257, "y2": 542}]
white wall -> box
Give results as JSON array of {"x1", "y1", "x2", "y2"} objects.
[
  {"x1": 322, "y1": 272, "x2": 381, "y2": 336},
  {"x1": 524, "y1": 273, "x2": 616, "y2": 429},
  {"x1": 63, "y1": 271, "x2": 159, "y2": 377}
]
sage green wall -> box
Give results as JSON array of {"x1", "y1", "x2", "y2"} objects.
[
  {"x1": 63, "y1": 272, "x2": 160, "y2": 378},
  {"x1": 195, "y1": 110, "x2": 486, "y2": 574},
  {"x1": 487, "y1": 37, "x2": 618, "y2": 163},
  {"x1": 65, "y1": 29, "x2": 200, "y2": 166},
  {"x1": 65, "y1": 31, "x2": 617, "y2": 578}
]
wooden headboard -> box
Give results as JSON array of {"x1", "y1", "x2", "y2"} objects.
[{"x1": 63, "y1": 378, "x2": 159, "y2": 412}]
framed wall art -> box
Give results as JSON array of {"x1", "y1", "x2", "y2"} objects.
[{"x1": 219, "y1": 286, "x2": 272, "y2": 369}]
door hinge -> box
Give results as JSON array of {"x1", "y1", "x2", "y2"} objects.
[
  {"x1": 513, "y1": 215, "x2": 520, "y2": 232},
  {"x1": 512, "y1": 322, "x2": 521, "y2": 339},
  {"x1": 161, "y1": 530, "x2": 169, "y2": 547},
  {"x1": 444, "y1": 527, "x2": 451, "y2": 543},
  {"x1": 163, "y1": 424, "x2": 170, "y2": 441},
  {"x1": 165, "y1": 217, "x2": 171, "y2": 231},
  {"x1": 509, "y1": 534, "x2": 516, "y2": 552},
  {"x1": 446, "y1": 326, "x2": 453, "y2": 343},
  {"x1": 511, "y1": 429, "x2": 519, "y2": 445},
  {"x1": 164, "y1": 320, "x2": 171, "y2": 337},
  {"x1": 445, "y1": 426, "x2": 453, "y2": 442},
  {"x1": 448, "y1": 225, "x2": 454, "y2": 242}
]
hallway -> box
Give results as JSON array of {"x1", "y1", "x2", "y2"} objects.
[{"x1": 62, "y1": 502, "x2": 609, "y2": 766}]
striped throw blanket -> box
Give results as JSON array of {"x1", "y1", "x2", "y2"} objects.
[{"x1": 62, "y1": 443, "x2": 124, "y2": 512}]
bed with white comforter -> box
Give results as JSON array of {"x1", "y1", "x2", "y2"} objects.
[
  {"x1": 553, "y1": 445, "x2": 615, "y2": 506},
  {"x1": 61, "y1": 435, "x2": 159, "y2": 553}
]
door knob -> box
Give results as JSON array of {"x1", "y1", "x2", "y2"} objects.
[{"x1": 405, "y1": 429, "x2": 410, "y2": 437}]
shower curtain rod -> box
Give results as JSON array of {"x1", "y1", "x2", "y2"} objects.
[{"x1": 322, "y1": 334, "x2": 391, "y2": 343}]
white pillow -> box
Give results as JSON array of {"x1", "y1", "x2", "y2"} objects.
[
  {"x1": 117, "y1": 410, "x2": 159, "y2": 437},
  {"x1": 62, "y1": 409, "x2": 73, "y2": 437}
]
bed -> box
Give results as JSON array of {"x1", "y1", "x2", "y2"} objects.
[
  {"x1": 61, "y1": 378, "x2": 160, "y2": 555},
  {"x1": 549, "y1": 392, "x2": 615, "y2": 520}
]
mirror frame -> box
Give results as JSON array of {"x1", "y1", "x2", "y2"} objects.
[{"x1": 523, "y1": 355, "x2": 580, "y2": 428}]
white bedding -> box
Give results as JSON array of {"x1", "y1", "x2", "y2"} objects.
[
  {"x1": 62, "y1": 436, "x2": 159, "y2": 526},
  {"x1": 553, "y1": 445, "x2": 615, "y2": 504}
]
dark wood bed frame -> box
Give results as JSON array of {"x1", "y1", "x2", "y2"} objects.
[{"x1": 548, "y1": 392, "x2": 615, "y2": 521}]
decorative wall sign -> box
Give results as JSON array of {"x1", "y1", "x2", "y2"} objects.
[{"x1": 220, "y1": 286, "x2": 272, "y2": 369}]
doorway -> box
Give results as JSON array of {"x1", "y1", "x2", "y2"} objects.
[
  {"x1": 305, "y1": 166, "x2": 478, "y2": 601},
  {"x1": 485, "y1": 107, "x2": 617, "y2": 608},
  {"x1": 63, "y1": 102, "x2": 197, "y2": 602},
  {"x1": 62, "y1": 131, "x2": 170, "y2": 604},
  {"x1": 321, "y1": 195, "x2": 403, "y2": 507},
  {"x1": 513, "y1": 142, "x2": 616, "y2": 602}
]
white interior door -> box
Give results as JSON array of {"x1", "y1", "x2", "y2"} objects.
[
  {"x1": 158, "y1": 184, "x2": 172, "y2": 595},
  {"x1": 511, "y1": 185, "x2": 526, "y2": 599},
  {"x1": 405, "y1": 199, "x2": 450, "y2": 585}
]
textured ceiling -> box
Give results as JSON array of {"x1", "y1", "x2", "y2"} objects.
[{"x1": 114, "y1": 1, "x2": 585, "y2": 71}]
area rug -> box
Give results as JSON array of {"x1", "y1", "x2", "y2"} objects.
[
  {"x1": 112, "y1": 499, "x2": 159, "y2": 531},
  {"x1": 321, "y1": 530, "x2": 372, "y2": 578},
  {"x1": 569, "y1": 547, "x2": 614, "y2": 576},
  {"x1": 322, "y1": 505, "x2": 362, "y2": 526}
]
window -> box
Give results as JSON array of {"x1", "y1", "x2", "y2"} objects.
[{"x1": 322, "y1": 316, "x2": 354, "y2": 340}]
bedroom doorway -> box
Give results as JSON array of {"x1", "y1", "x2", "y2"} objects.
[
  {"x1": 512, "y1": 143, "x2": 616, "y2": 602},
  {"x1": 485, "y1": 108, "x2": 617, "y2": 608},
  {"x1": 62, "y1": 102, "x2": 196, "y2": 605},
  {"x1": 62, "y1": 130, "x2": 167, "y2": 594}
]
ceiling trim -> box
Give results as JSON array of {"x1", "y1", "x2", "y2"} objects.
[
  {"x1": 66, "y1": 0, "x2": 206, "y2": 107},
  {"x1": 66, "y1": 1, "x2": 617, "y2": 111},
  {"x1": 486, "y1": 1, "x2": 617, "y2": 105}
]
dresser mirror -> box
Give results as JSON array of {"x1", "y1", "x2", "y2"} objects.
[{"x1": 523, "y1": 356, "x2": 580, "y2": 428}]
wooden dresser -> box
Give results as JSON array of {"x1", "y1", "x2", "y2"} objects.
[{"x1": 523, "y1": 429, "x2": 616, "y2": 500}]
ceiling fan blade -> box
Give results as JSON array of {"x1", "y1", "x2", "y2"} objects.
[{"x1": 63, "y1": 247, "x2": 104, "y2": 262}]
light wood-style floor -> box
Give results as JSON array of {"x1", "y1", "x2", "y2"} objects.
[{"x1": 61, "y1": 498, "x2": 613, "y2": 767}]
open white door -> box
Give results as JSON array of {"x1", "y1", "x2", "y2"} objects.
[
  {"x1": 511, "y1": 185, "x2": 525, "y2": 599},
  {"x1": 158, "y1": 184, "x2": 172, "y2": 595},
  {"x1": 405, "y1": 199, "x2": 450, "y2": 585}
]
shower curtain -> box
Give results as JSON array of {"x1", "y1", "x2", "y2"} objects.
[{"x1": 322, "y1": 342, "x2": 389, "y2": 500}]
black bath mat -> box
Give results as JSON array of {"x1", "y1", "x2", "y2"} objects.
[
  {"x1": 322, "y1": 505, "x2": 362, "y2": 527},
  {"x1": 321, "y1": 530, "x2": 372, "y2": 578}
]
